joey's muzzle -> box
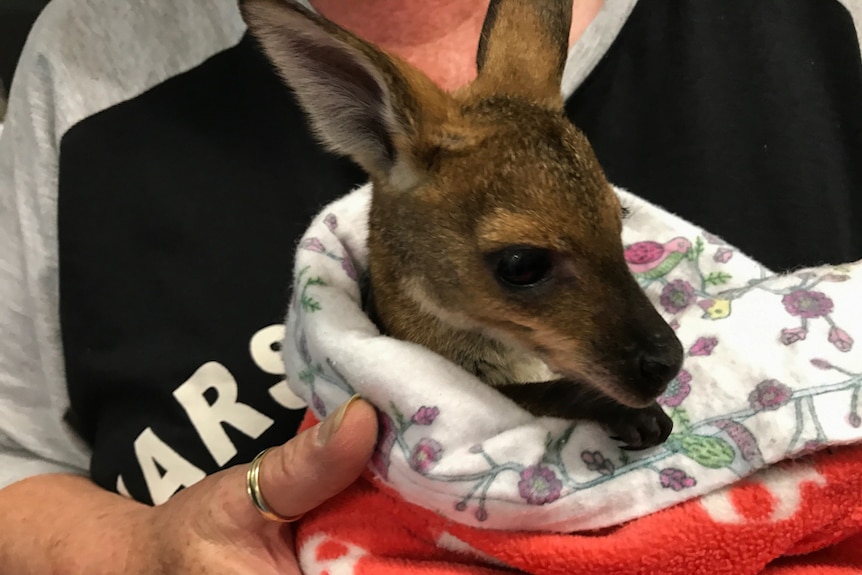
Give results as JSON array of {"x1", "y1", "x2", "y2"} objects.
[
  {"x1": 628, "y1": 328, "x2": 684, "y2": 397},
  {"x1": 612, "y1": 289, "x2": 684, "y2": 404}
]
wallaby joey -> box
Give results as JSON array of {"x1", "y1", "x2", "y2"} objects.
[{"x1": 241, "y1": 0, "x2": 685, "y2": 450}]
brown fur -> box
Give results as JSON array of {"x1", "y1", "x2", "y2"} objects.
[
  {"x1": 473, "y1": 0, "x2": 572, "y2": 107},
  {"x1": 242, "y1": 0, "x2": 684, "y2": 449}
]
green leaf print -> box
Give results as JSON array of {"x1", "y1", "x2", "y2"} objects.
[
  {"x1": 704, "y1": 271, "x2": 733, "y2": 286},
  {"x1": 301, "y1": 295, "x2": 322, "y2": 312},
  {"x1": 618, "y1": 449, "x2": 630, "y2": 466},
  {"x1": 542, "y1": 424, "x2": 576, "y2": 467},
  {"x1": 678, "y1": 435, "x2": 735, "y2": 469},
  {"x1": 390, "y1": 402, "x2": 407, "y2": 431},
  {"x1": 685, "y1": 237, "x2": 705, "y2": 262},
  {"x1": 668, "y1": 407, "x2": 692, "y2": 433},
  {"x1": 298, "y1": 369, "x2": 315, "y2": 384}
]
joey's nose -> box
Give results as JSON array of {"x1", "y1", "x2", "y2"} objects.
[
  {"x1": 639, "y1": 353, "x2": 680, "y2": 387},
  {"x1": 636, "y1": 338, "x2": 684, "y2": 393}
]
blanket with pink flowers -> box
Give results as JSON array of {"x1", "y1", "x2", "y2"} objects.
[{"x1": 279, "y1": 183, "x2": 862, "y2": 573}]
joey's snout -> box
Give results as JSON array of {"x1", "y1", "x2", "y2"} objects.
[
  {"x1": 627, "y1": 328, "x2": 684, "y2": 397},
  {"x1": 612, "y1": 297, "x2": 684, "y2": 405},
  {"x1": 580, "y1": 273, "x2": 685, "y2": 407}
]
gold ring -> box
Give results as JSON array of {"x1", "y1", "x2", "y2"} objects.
[{"x1": 246, "y1": 447, "x2": 304, "y2": 523}]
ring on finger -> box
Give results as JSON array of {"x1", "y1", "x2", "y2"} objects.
[{"x1": 246, "y1": 447, "x2": 305, "y2": 523}]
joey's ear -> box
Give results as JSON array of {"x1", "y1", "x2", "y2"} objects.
[
  {"x1": 240, "y1": 0, "x2": 448, "y2": 178},
  {"x1": 472, "y1": 0, "x2": 572, "y2": 108}
]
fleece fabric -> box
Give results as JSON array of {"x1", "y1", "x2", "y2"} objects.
[{"x1": 295, "y1": 431, "x2": 862, "y2": 575}]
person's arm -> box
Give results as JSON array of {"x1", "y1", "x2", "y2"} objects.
[
  {"x1": 0, "y1": 399, "x2": 377, "y2": 575},
  {"x1": 0, "y1": 475, "x2": 155, "y2": 573}
]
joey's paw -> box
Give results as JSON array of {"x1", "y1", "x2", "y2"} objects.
[{"x1": 605, "y1": 403, "x2": 673, "y2": 451}]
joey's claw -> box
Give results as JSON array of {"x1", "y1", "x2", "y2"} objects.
[{"x1": 603, "y1": 403, "x2": 673, "y2": 451}]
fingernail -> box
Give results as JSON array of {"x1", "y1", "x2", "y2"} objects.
[{"x1": 316, "y1": 394, "x2": 361, "y2": 446}]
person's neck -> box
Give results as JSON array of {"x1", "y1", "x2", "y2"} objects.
[
  {"x1": 309, "y1": 0, "x2": 603, "y2": 91},
  {"x1": 311, "y1": 0, "x2": 485, "y2": 50}
]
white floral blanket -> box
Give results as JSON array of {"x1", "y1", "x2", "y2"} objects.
[{"x1": 282, "y1": 183, "x2": 862, "y2": 531}]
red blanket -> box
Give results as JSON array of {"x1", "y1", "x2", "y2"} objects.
[{"x1": 294, "y1": 414, "x2": 862, "y2": 575}]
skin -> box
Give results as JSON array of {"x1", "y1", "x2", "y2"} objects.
[
  {"x1": 313, "y1": 0, "x2": 605, "y2": 91},
  {"x1": 0, "y1": 400, "x2": 378, "y2": 575},
  {"x1": 0, "y1": 2, "x2": 603, "y2": 573}
]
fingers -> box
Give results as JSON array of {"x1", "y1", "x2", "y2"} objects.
[
  {"x1": 145, "y1": 398, "x2": 378, "y2": 572},
  {"x1": 255, "y1": 396, "x2": 378, "y2": 521}
]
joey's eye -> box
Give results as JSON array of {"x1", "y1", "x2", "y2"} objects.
[{"x1": 492, "y1": 247, "x2": 554, "y2": 288}]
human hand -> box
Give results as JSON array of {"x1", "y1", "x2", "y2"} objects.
[{"x1": 136, "y1": 396, "x2": 377, "y2": 574}]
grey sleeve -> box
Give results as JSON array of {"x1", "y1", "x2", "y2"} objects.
[
  {"x1": 0, "y1": 18, "x2": 91, "y2": 486},
  {"x1": 0, "y1": 0, "x2": 245, "y2": 489},
  {"x1": 842, "y1": 0, "x2": 862, "y2": 48}
]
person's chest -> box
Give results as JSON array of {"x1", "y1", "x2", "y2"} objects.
[{"x1": 58, "y1": 35, "x2": 367, "y2": 504}]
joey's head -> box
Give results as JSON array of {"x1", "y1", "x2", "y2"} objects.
[{"x1": 242, "y1": 0, "x2": 684, "y2": 408}]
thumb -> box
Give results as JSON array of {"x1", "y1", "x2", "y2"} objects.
[{"x1": 253, "y1": 395, "x2": 378, "y2": 520}]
